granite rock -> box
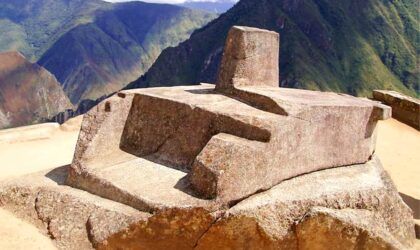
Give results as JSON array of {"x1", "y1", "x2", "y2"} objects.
[{"x1": 373, "y1": 90, "x2": 420, "y2": 130}]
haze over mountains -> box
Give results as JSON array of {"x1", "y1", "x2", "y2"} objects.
[
  {"x1": 0, "y1": 52, "x2": 72, "y2": 129},
  {"x1": 106, "y1": 0, "x2": 238, "y2": 13},
  {"x1": 180, "y1": 0, "x2": 237, "y2": 13},
  {"x1": 129, "y1": 0, "x2": 419, "y2": 98},
  {"x1": 0, "y1": 0, "x2": 215, "y2": 104}
]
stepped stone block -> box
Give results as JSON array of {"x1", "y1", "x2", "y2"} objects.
[{"x1": 373, "y1": 90, "x2": 420, "y2": 130}]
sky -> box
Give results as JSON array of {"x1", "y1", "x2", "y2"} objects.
[
  {"x1": 105, "y1": 0, "x2": 185, "y2": 3},
  {"x1": 104, "y1": 0, "x2": 237, "y2": 3}
]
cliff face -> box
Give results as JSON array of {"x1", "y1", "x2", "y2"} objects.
[
  {"x1": 128, "y1": 0, "x2": 419, "y2": 97},
  {"x1": 0, "y1": 52, "x2": 73, "y2": 129}
]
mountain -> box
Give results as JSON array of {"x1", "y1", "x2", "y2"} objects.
[
  {"x1": 0, "y1": 0, "x2": 215, "y2": 104},
  {"x1": 180, "y1": 0, "x2": 237, "y2": 13},
  {"x1": 0, "y1": 52, "x2": 72, "y2": 129},
  {"x1": 128, "y1": 0, "x2": 419, "y2": 98},
  {"x1": 0, "y1": 0, "x2": 104, "y2": 61}
]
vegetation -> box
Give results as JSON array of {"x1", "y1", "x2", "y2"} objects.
[
  {"x1": 0, "y1": 0, "x2": 215, "y2": 104},
  {"x1": 129, "y1": 0, "x2": 419, "y2": 98}
]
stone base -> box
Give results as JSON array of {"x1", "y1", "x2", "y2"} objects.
[
  {"x1": 0, "y1": 156, "x2": 415, "y2": 249},
  {"x1": 68, "y1": 84, "x2": 389, "y2": 210}
]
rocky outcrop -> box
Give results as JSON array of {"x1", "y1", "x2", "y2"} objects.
[
  {"x1": 0, "y1": 52, "x2": 73, "y2": 129},
  {"x1": 0, "y1": 27, "x2": 415, "y2": 249},
  {"x1": 0, "y1": 166, "x2": 147, "y2": 249},
  {"x1": 0, "y1": 155, "x2": 414, "y2": 249},
  {"x1": 373, "y1": 90, "x2": 420, "y2": 130}
]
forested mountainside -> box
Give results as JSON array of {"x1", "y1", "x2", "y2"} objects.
[
  {"x1": 128, "y1": 0, "x2": 419, "y2": 97},
  {"x1": 0, "y1": 52, "x2": 72, "y2": 129},
  {"x1": 0, "y1": 0, "x2": 104, "y2": 61},
  {"x1": 0, "y1": 0, "x2": 215, "y2": 104}
]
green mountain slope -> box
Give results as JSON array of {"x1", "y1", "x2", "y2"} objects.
[
  {"x1": 38, "y1": 2, "x2": 214, "y2": 103},
  {"x1": 128, "y1": 0, "x2": 419, "y2": 97},
  {"x1": 0, "y1": 0, "x2": 104, "y2": 61},
  {"x1": 0, "y1": 0, "x2": 215, "y2": 104}
]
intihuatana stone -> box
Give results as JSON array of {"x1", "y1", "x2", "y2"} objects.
[
  {"x1": 0, "y1": 26, "x2": 415, "y2": 249},
  {"x1": 66, "y1": 26, "x2": 390, "y2": 208}
]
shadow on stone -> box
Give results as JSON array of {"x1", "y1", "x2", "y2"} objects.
[
  {"x1": 45, "y1": 165, "x2": 70, "y2": 185},
  {"x1": 400, "y1": 192, "x2": 420, "y2": 219},
  {"x1": 173, "y1": 175, "x2": 205, "y2": 199}
]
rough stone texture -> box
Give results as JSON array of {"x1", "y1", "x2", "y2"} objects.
[
  {"x1": 0, "y1": 166, "x2": 148, "y2": 249},
  {"x1": 64, "y1": 26, "x2": 393, "y2": 217},
  {"x1": 67, "y1": 83, "x2": 390, "y2": 209},
  {"x1": 216, "y1": 26, "x2": 280, "y2": 90},
  {"x1": 373, "y1": 90, "x2": 420, "y2": 130},
  {"x1": 97, "y1": 208, "x2": 217, "y2": 250},
  {"x1": 296, "y1": 207, "x2": 404, "y2": 249},
  {"x1": 194, "y1": 157, "x2": 415, "y2": 250},
  {"x1": 0, "y1": 157, "x2": 415, "y2": 249}
]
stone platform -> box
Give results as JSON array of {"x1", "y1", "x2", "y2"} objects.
[
  {"x1": 0, "y1": 156, "x2": 414, "y2": 249},
  {"x1": 66, "y1": 82, "x2": 390, "y2": 211},
  {"x1": 373, "y1": 90, "x2": 419, "y2": 130},
  {"x1": 0, "y1": 26, "x2": 416, "y2": 249}
]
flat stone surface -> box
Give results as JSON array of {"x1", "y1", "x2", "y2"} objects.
[
  {"x1": 376, "y1": 118, "x2": 420, "y2": 223},
  {"x1": 0, "y1": 119, "x2": 81, "y2": 180},
  {"x1": 89, "y1": 150, "x2": 212, "y2": 212},
  {"x1": 0, "y1": 208, "x2": 57, "y2": 250}
]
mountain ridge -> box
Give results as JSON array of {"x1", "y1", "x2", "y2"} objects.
[
  {"x1": 128, "y1": 0, "x2": 419, "y2": 98},
  {"x1": 1, "y1": 0, "x2": 216, "y2": 104},
  {"x1": 0, "y1": 51, "x2": 72, "y2": 129},
  {"x1": 180, "y1": 0, "x2": 237, "y2": 13}
]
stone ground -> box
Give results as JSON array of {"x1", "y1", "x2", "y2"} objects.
[
  {"x1": 0, "y1": 208, "x2": 56, "y2": 250},
  {"x1": 376, "y1": 118, "x2": 420, "y2": 202},
  {"x1": 0, "y1": 117, "x2": 418, "y2": 249}
]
